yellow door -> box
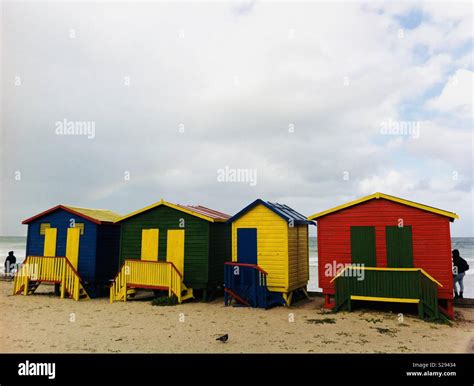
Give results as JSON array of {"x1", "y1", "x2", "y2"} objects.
[
  {"x1": 141, "y1": 229, "x2": 159, "y2": 261},
  {"x1": 166, "y1": 230, "x2": 185, "y2": 275},
  {"x1": 43, "y1": 228, "x2": 57, "y2": 256},
  {"x1": 66, "y1": 227, "x2": 81, "y2": 269}
]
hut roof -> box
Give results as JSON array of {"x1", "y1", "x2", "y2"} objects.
[
  {"x1": 22, "y1": 205, "x2": 122, "y2": 225},
  {"x1": 307, "y1": 192, "x2": 459, "y2": 221},
  {"x1": 114, "y1": 200, "x2": 230, "y2": 223},
  {"x1": 227, "y1": 199, "x2": 314, "y2": 225}
]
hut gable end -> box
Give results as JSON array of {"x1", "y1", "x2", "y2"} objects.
[
  {"x1": 232, "y1": 204, "x2": 289, "y2": 290},
  {"x1": 316, "y1": 197, "x2": 453, "y2": 299}
]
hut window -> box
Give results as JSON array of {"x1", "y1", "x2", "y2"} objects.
[
  {"x1": 40, "y1": 223, "x2": 51, "y2": 235},
  {"x1": 72, "y1": 223, "x2": 85, "y2": 235}
]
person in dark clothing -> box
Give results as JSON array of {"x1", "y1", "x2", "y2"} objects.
[
  {"x1": 452, "y1": 249, "x2": 469, "y2": 299},
  {"x1": 4, "y1": 251, "x2": 16, "y2": 277}
]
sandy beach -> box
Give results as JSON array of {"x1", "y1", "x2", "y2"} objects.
[{"x1": 1, "y1": 281, "x2": 473, "y2": 353}]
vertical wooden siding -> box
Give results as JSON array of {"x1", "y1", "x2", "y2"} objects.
[
  {"x1": 25, "y1": 210, "x2": 98, "y2": 282},
  {"x1": 95, "y1": 224, "x2": 121, "y2": 283},
  {"x1": 119, "y1": 205, "x2": 210, "y2": 289},
  {"x1": 208, "y1": 222, "x2": 232, "y2": 287},
  {"x1": 317, "y1": 199, "x2": 453, "y2": 299},
  {"x1": 288, "y1": 224, "x2": 310, "y2": 291},
  {"x1": 232, "y1": 204, "x2": 288, "y2": 291}
]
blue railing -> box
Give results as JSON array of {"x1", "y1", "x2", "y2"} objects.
[{"x1": 224, "y1": 262, "x2": 283, "y2": 308}]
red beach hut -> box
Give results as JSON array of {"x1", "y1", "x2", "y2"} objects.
[{"x1": 308, "y1": 193, "x2": 458, "y2": 319}]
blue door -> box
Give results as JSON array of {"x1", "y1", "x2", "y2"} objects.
[{"x1": 237, "y1": 228, "x2": 257, "y2": 265}]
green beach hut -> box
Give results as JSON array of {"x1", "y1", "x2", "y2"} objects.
[{"x1": 110, "y1": 199, "x2": 231, "y2": 303}]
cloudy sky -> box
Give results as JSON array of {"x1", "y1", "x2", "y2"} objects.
[{"x1": 1, "y1": 1, "x2": 472, "y2": 236}]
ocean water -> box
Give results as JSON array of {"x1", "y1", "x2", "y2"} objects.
[
  {"x1": 308, "y1": 237, "x2": 474, "y2": 298},
  {"x1": 1, "y1": 236, "x2": 473, "y2": 297},
  {"x1": 0, "y1": 237, "x2": 27, "y2": 266}
]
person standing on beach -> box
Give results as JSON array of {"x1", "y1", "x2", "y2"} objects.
[
  {"x1": 453, "y1": 249, "x2": 469, "y2": 299},
  {"x1": 4, "y1": 251, "x2": 17, "y2": 277}
]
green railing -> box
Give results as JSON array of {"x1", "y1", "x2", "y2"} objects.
[
  {"x1": 332, "y1": 266, "x2": 442, "y2": 319},
  {"x1": 419, "y1": 272, "x2": 440, "y2": 319}
]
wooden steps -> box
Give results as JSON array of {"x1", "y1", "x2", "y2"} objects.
[
  {"x1": 224, "y1": 288, "x2": 251, "y2": 306},
  {"x1": 27, "y1": 281, "x2": 40, "y2": 295},
  {"x1": 110, "y1": 259, "x2": 194, "y2": 304},
  {"x1": 181, "y1": 284, "x2": 193, "y2": 302},
  {"x1": 224, "y1": 262, "x2": 285, "y2": 308},
  {"x1": 333, "y1": 266, "x2": 444, "y2": 320},
  {"x1": 13, "y1": 256, "x2": 90, "y2": 301}
]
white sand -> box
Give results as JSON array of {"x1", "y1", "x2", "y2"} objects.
[{"x1": 1, "y1": 281, "x2": 473, "y2": 353}]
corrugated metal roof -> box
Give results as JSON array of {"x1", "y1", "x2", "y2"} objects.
[
  {"x1": 63, "y1": 206, "x2": 122, "y2": 223},
  {"x1": 176, "y1": 205, "x2": 230, "y2": 221},
  {"x1": 227, "y1": 199, "x2": 314, "y2": 225},
  {"x1": 115, "y1": 200, "x2": 230, "y2": 223},
  {"x1": 307, "y1": 192, "x2": 459, "y2": 221},
  {"x1": 266, "y1": 202, "x2": 311, "y2": 223},
  {"x1": 22, "y1": 205, "x2": 121, "y2": 225}
]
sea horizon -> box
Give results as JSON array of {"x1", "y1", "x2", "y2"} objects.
[{"x1": 2, "y1": 235, "x2": 473, "y2": 297}]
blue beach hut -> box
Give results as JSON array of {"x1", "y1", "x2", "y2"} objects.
[{"x1": 14, "y1": 205, "x2": 121, "y2": 299}]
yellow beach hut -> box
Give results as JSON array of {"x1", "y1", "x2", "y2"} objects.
[{"x1": 224, "y1": 199, "x2": 314, "y2": 308}]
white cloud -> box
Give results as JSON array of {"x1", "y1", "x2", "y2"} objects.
[
  {"x1": 405, "y1": 120, "x2": 472, "y2": 174},
  {"x1": 426, "y1": 69, "x2": 473, "y2": 118},
  {"x1": 358, "y1": 170, "x2": 417, "y2": 195},
  {"x1": 1, "y1": 1, "x2": 472, "y2": 236}
]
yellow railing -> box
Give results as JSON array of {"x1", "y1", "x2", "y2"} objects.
[
  {"x1": 329, "y1": 265, "x2": 443, "y2": 287},
  {"x1": 110, "y1": 262, "x2": 127, "y2": 303},
  {"x1": 110, "y1": 259, "x2": 184, "y2": 303},
  {"x1": 61, "y1": 258, "x2": 84, "y2": 301},
  {"x1": 330, "y1": 265, "x2": 443, "y2": 319},
  {"x1": 12, "y1": 256, "x2": 89, "y2": 301},
  {"x1": 13, "y1": 260, "x2": 30, "y2": 296}
]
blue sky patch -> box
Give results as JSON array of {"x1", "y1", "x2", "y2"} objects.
[{"x1": 395, "y1": 8, "x2": 424, "y2": 29}]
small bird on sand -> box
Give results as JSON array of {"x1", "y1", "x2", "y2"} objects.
[{"x1": 216, "y1": 334, "x2": 228, "y2": 343}]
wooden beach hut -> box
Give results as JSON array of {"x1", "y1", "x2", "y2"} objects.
[
  {"x1": 14, "y1": 205, "x2": 121, "y2": 300},
  {"x1": 224, "y1": 199, "x2": 314, "y2": 308},
  {"x1": 308, "y1": 192, "x2": 459, "y2": 319},
  {"x1": 109, "y1": 199, "x2": 231, "y2": 303}
]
